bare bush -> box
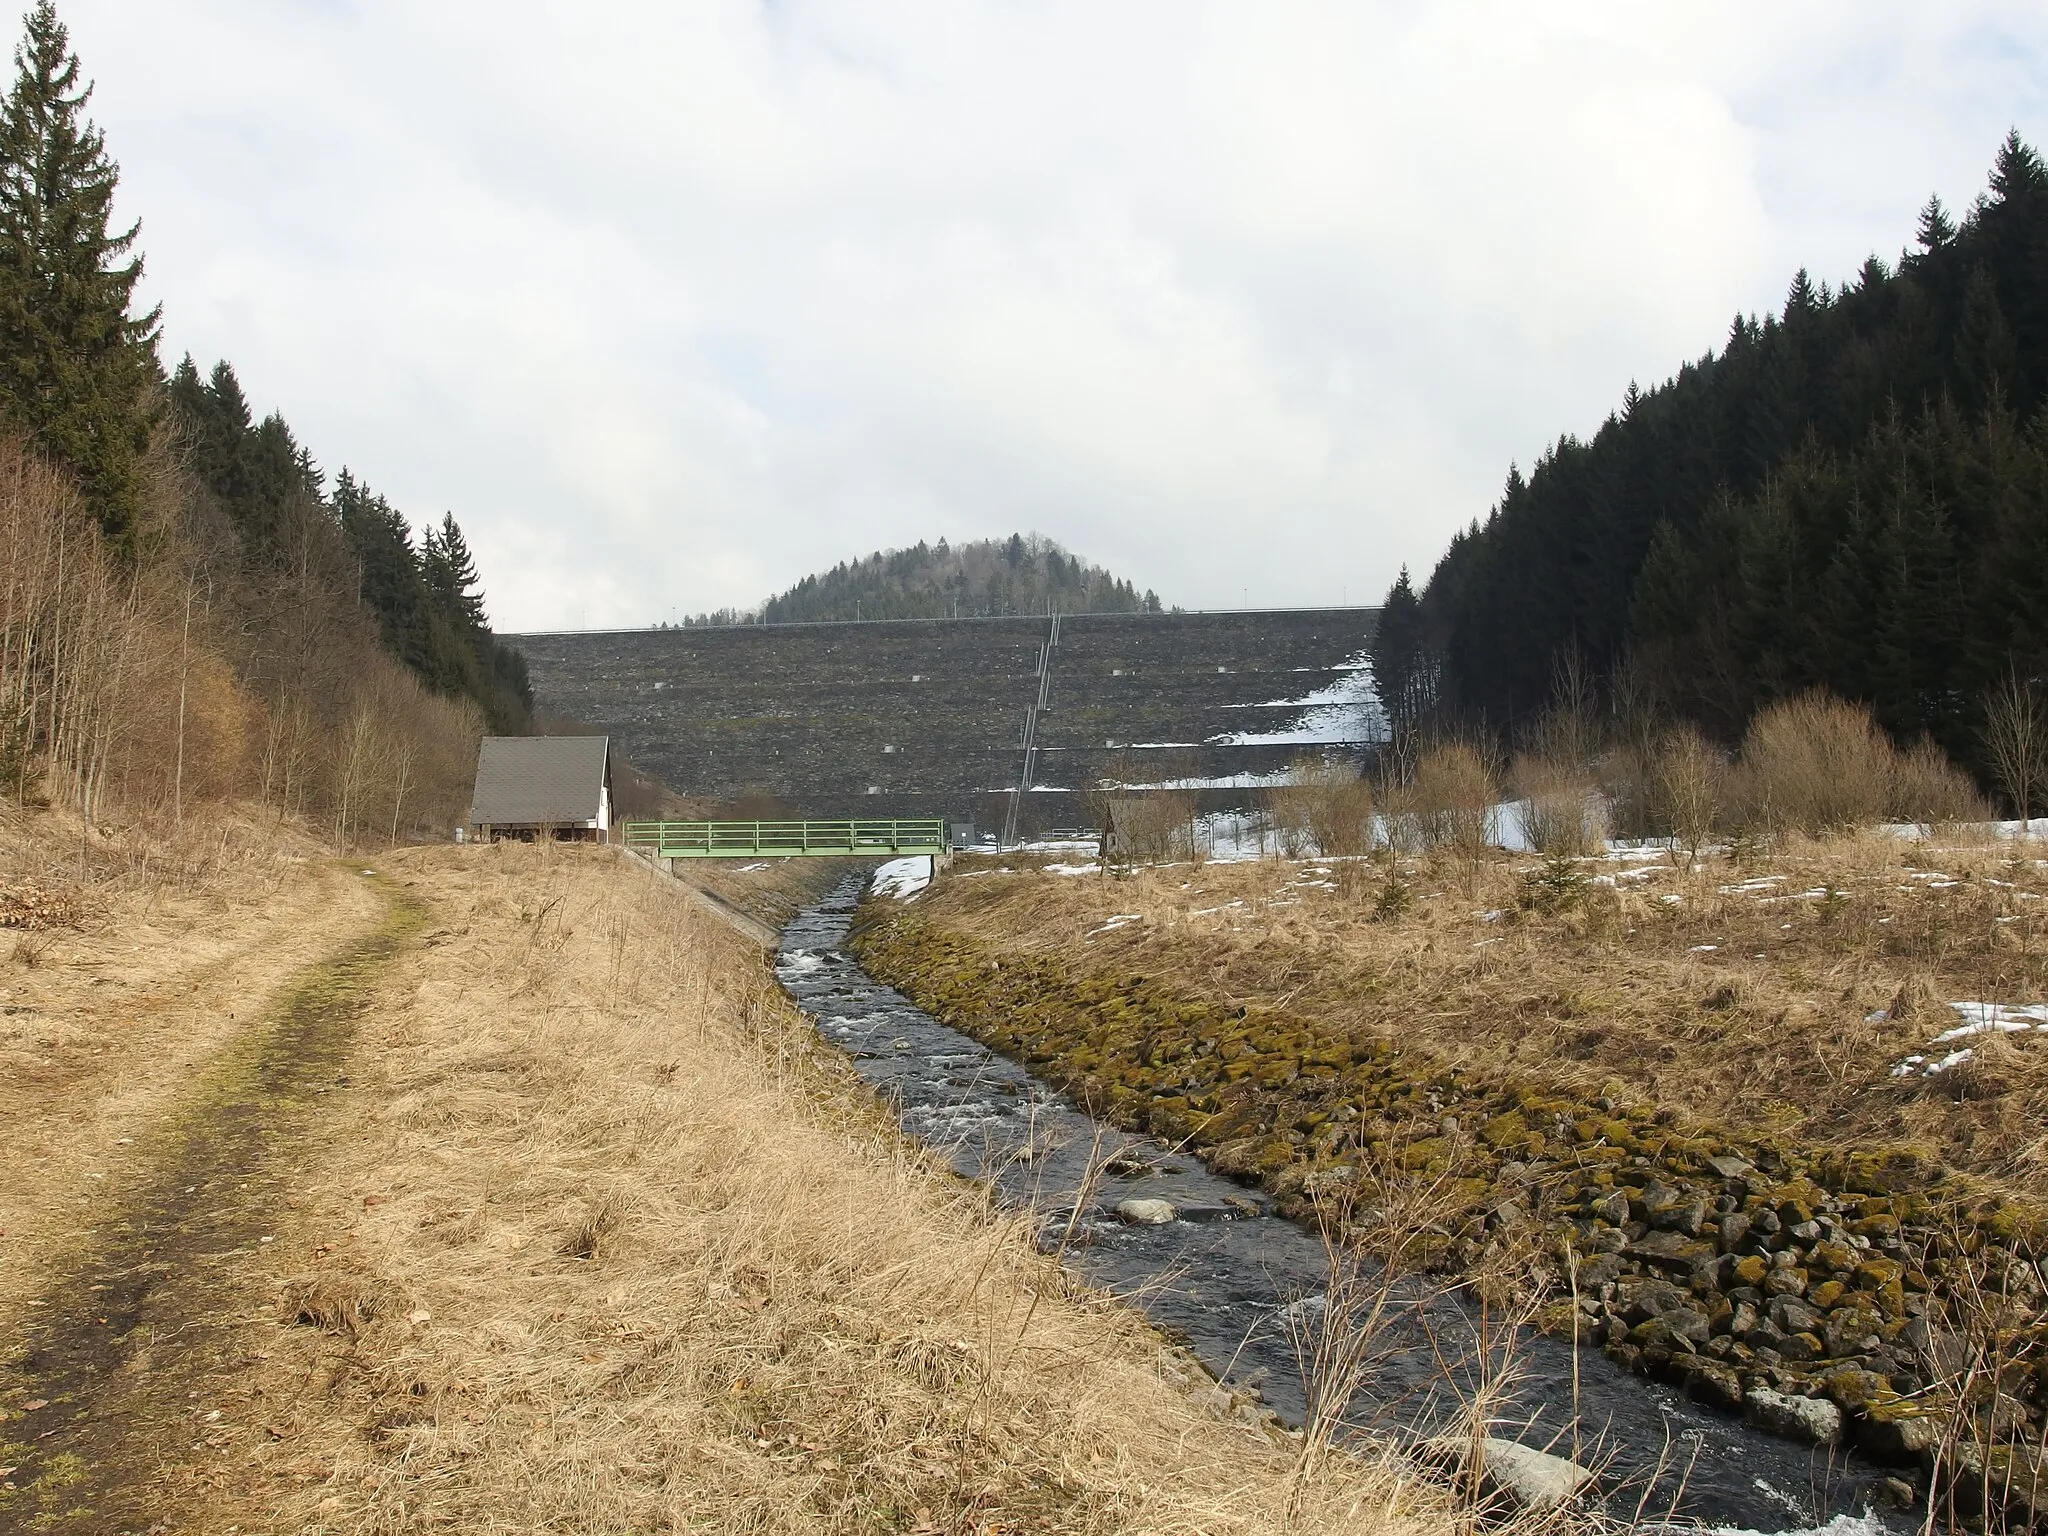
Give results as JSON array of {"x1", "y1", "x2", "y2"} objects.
[
  {"x1": 1727, "y1": 692, "x2": 1899, "y2": 835},
  {"x1": 1265, "y1": 755, "x2": 1375, "y2": 858},
  {"x1": 1653, "y1": 725, "x2": 1726, "y2": 863},
  {"x1": 1082, "y1": 750, "x2": 1200, "y2": 865},
  {"x1": 1512, "y1": 751, "x2": 1603, "y2": 857},
  {"x1": 1410, "y1": 741, "x2": 1494, "y2": 866},
  {"x1": 1889, "y1": 736, "x2": 1989, "y2": 833}
]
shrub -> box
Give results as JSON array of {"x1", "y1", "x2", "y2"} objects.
[
  {"x1": 1410, "y1": 741, "x2": 1494, "y2": 860},
  {"x1": 1728, "y1": 693, "x2": 1897, "y2": 835},
  {"x1": 1512, "y1": 750, "x2": 1603, "y2": 856},
  {"x1": 1653, "y1": 725, "x2": 1726, "y2": 861},
  {"x1": 1887, "y1": 736, "x2": 1986, "y2": 831},
  {"x1": 1264, "y1": 755, "x2": 1375, "y2": 858}
]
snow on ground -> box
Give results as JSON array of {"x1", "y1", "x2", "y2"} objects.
[
  {"x1": 1890, "y1": 1000, "x2": 2048, "y2": 1078},
  {"x1": 1086, "y1": 913, "x2": 1144, "y2": 937},
  {"x1": 1882, "y1": 817, "x2": 2048, "y2": 840},
  {"x1": 870, "y1": 856, "x2": 933, "y2": 901},
  {"x1": 1928, "y1": 1002, "x2": 2048, "y2": 1042}
]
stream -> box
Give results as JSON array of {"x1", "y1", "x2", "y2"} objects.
[{"x1": 775, "y1": 875, "x2": 1901, "y2": 1533}]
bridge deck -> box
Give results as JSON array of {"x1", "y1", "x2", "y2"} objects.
[{"x1": 623, "y1": 818, "x2": 946, "y2": 859}]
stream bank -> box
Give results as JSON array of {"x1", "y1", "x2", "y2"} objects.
[
  {"x1": 851, "y1": 898, "x2": 2046, "y2": 1525},
  {"x1": 779, "y1": 875, "x2": 1916, "y2": 1532}
]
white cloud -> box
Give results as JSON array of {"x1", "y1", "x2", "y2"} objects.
[{"x1": 59, "y1": 0, "x2": 2048, "y2": 628}]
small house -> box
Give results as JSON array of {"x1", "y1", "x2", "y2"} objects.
[{"x1": 469, "y1": 735, "x2": 613, "y2": 841}]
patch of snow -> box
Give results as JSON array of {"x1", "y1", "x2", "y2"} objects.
[
  {"x1": 1928, "y1": 1001, "x2": 2048, "y2": 1043},
  {"x1": 1893, "y1": 1047, "x2": 1976, "y2": 1079},
  {"x1": 734, "y1": 861, "x2": 770, "y2": 873},
  {"x1": 1087, "y1": 914, "x2": 1144, "y2": 936},
  {"x1": 1605, "y1": 840, "x2": 1678, "y2": 861},
  {"x1": 1210, "y1": 651, "x2": 1384, "y2": 746},
  {"x1": 1888, "y1": 1000, "x2": 2048, "y2": 1076},
  {"x1": 870, "y1": 856, "x2": 933, "y2": 902},
  {"x1": 1882, "y1": 817, "x2": 2048, "y2": 841},
  {"x1": 1044, "y1": 862, "x2": 1100, "y2": 877}
]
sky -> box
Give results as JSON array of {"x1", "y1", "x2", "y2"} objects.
[{"x1": 61, "y1": 1, "x2": 2048, "y2": 632}]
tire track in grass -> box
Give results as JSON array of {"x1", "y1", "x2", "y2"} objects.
[{"x1": 0, "y1": 871, "x2": 422, "y2": 1532}]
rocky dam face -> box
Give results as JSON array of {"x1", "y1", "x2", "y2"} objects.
[{"x1": 510, "y1": 607, "x2": 1378, "y2": 831}]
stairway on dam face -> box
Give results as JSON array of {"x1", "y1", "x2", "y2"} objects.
[{"x1": 510, "y1": 608, "x2": 1378, "y2": 834}]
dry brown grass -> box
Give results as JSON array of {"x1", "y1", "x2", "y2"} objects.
[
  {"x1": 99, "y1": 841, "x2": 1444, "y2": 1535},
  {"x1": 931, "y1": 829, "x2": 2048, "y2": 1198}
]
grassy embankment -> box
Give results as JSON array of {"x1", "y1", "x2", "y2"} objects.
[
  {"x1": 853, "y1": 835, "x2": 2048, "y2": 1501},
  {"x1": 1, "y1": 814, "x2": 1438, "y2": 1534}
]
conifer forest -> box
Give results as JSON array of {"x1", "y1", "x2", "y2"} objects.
[{"x1": 1396, "y1": 134, "x2": 2048, "y2": 795}]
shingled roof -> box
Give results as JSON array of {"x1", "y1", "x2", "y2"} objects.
[{"x1": 469, "y1": 736, "x2": 610, "y2": 826}]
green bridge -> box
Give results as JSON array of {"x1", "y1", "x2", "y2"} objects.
[{"x1": 622, "y1": 818, "x2": 947, "y2": 859}]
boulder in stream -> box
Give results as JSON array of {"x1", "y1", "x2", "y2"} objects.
[
  {"x1": 1115, "y1": 1197, "x2": 1177, "y2": 1225},
  {"x1": 1478, "y1": 1438, "x2": 1596, "y2": 1510}
]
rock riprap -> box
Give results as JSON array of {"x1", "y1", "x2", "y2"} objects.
[{"x1": 852, "y1": 904, "x2": 2048, "y2": 1478}]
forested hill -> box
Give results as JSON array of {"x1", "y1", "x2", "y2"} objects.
[
  {"x1": 678, "y1": 534, "x2": 1163, "y2": 626},
  {"x1": 1, "y1": 1, "x2": 524, "y2": 844},
  {"x1": 1415, "y1": 132, "x2": 2048, "y2": 770}
]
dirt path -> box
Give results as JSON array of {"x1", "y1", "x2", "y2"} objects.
[
  {"x1": 0, "y1": 855, "x2": 381, "y2": 1322},
  {"x1": 0, "y1": 873, "x2": 416, "y2": 1531}
]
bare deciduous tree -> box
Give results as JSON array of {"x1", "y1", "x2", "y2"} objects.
[
  {"x1": 1654, "y1": 724, "x2": 1725, "y2": 866},
  {"x1": 1982, "y1": 667, "x2": 2047, "y2": 828}
]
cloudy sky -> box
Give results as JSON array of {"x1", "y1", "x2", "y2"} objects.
[{"x1": 62, "y1": 2, "x2": 2048, "y2": 631}]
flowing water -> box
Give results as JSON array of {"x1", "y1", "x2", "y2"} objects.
[{"x1": 776, "y1": 877, "x2": 1903, "y2": 1533}]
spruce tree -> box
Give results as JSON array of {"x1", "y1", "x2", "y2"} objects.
[
  {"x1": 1368, "y1": 568, "x2": 1432, "y2": 740},
  {"x1": 422, "y1": 512, "x2": 487, "y2": 631},
  {"x1": 1915, "y1": 195, "x2": 1957, "y2": 253},
  {"x1": 0, "y1": 1, "x2": 159, "y2": 545}
]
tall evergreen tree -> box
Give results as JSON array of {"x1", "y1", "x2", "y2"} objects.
[
  {"x1": 0, "y1": 1, "x2": 158, "y2": 544},
  {"x1": 422, "y1": 512, "x2": 487, "y2": 631},
  {"x1": 1368, "y1": 567, "x2": 1434, "y2": 740}
]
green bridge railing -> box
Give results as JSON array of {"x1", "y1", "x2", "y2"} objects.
[{"x1": 623, "y1": 818, "x2": 947, "y2": 859}]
